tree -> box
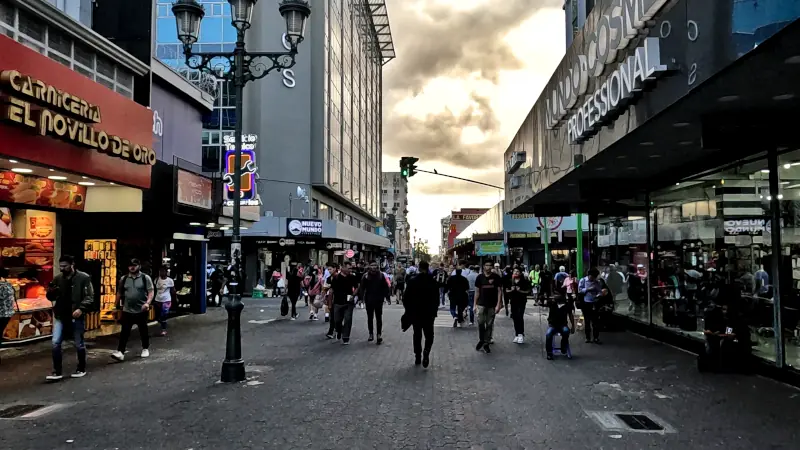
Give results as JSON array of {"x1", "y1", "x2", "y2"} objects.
[{"x1": 413, "y1": 240, "x2": 431, "y2": 263}]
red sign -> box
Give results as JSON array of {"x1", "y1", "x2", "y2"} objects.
[
  {"x1": 344, "y1": 249, "x2": 355, "y2": 259},
  {"x1": 0, "y1": 171, "x2": 86, "y2": 211},
  {"x1": 177, "y1": 170, "x2": 212, "y2": 210},
  {"x1": 0, "y1": 35, "x2": 153, "y2": 188}
]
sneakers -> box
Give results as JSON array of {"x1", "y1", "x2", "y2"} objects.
[
  {"x1": 71, "y1": 370, "x2": 87, "y2": 378},
  {"x1": 414, "y1": 354, "x2": 422, "y2": 366},
  {"x1": 290, "y1": 315, "x2": 297, "y2": 321},
  {"x1": 422, "y1": 352, "x2": 430, "y2": 368},
  {"x1": 309, "y1": 313, "x2": 315, "y2": 321},
  {"x1": 483, "y1": 344, "x2": 491, "y2": 354},
  {"x1": 312, "y1": 314, "x2": 319, "y2": 321},
  {"x1": 342, "y1": 339, "x2": 350, "y2": 345},
  {"x1": 513, "y1": 335, "x2": 524, "y2": 344},
  {"x1": 453, "y1": 318, "x2": 458, "y2": 328},
  {"x1": 160, "y1": 330, "x2": 167, "y2": 337},
  {"x1": 376, "y1": 335, "x2": 383, "y2": 345},
  {"x1": 45, "y1": 372, "x2": 63, "y2": 381},
  {"x1": 325, "y1": 333, "x2": 334, "y2": 339},
  {"x1": 110, "y1": 351, "x2": 125, "y2": 362},
  {"x1": 368, "y1": 334, "x2": 374, "y2": 342},
  {"x1": 336, "y1": 332, "x2": 341, "y2": 340},
  {"x1": 141, "y1": 349, "x2": 150, "y2": 358},
  {"x1": 513, "y1": 336, "x2": 520, "y2": 344},
  {"x1": 475, "y1": 341, "x2": 485, "y2": 351},
  {"x1": 324, "y1": 313, "x2": 330, "y2": 323}
]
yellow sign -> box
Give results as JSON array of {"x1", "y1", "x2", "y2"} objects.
[{"x1": 0, "y1": 70, "x2": 156, "y2": 165}]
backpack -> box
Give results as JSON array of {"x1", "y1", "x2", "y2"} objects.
[
  {"x1": 435, "y1": 270, "x2": 446, "y2": 285},
  {"x1": 120, "y1": 274, "x2": 151, "y2": 304}
]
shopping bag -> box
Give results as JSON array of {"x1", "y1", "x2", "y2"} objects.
[{"x1": 280, "y1": 296, "x2": 289, "y2": 316}]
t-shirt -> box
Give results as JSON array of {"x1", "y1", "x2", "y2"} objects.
[
  {"x1": 547, "y1": 300, "x2": 572, "y2": 328},
  {"x1": 508, "y1": 277, "x2": 531, "y2": 303},
  {"x1": 120, "y1": 273, "x2": 154, "y2": 314},
  {"x1": 475, "y1": 273, "x2": 502, "y2": 307},
  {"x1": 155, "y1": 277, "x2": 174, "y2": 303},
  {"x1": 329, "y1": 272, "x2": 359, "y2": 305},
  {"x1": 434, "y1": 269, "x2": 448, "y2": 285}
]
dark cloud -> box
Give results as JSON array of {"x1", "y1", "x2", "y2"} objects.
[{"x1": 382, "y1": 0, "x2": 562, "y2": 170}]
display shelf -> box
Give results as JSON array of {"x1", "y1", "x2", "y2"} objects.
[{"x1": 85, "y1": 239, "x2": 117, "y2": 321}]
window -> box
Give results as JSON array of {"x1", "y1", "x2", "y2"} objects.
[
  {"x1": 312, "y1": 200, "x2": 319, "y2": 218},
  {"x1": 320, "y1": 202, "x2": 331, "y2": 220}
]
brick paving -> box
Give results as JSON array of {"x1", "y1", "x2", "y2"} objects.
[{"x1": 0, "y1": 298, "x2": 799, "y2": 450}]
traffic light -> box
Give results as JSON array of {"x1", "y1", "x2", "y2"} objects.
[{"x1": 399, "y1": 156, "x2": 419, "y2": 180}]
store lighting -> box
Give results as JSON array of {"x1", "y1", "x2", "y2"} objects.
[
  {"x1": 781, "y1": 181, "x2": 790, "y2": 185},
  {"x1": 8, "y1": 160, "x2": 17, "y2": 163},
  {"x1": 791, "y1": 162, "x2": 800, "y2": 167},
  {"x1": 784, "y1": 163, "x2": 792, "y2": 169},
  {"x1": 675, "y1": 183, "x2": 680, "y2": 186},
  {"x1": 78, "y1": 182, "x2": 95, "y2": 186},
  {"x1": 717, "y1": 95, "x2": 740, "y2": 102},
  {"x1": 767, "y1": 196, "x2": 772, "y2": 201},
  {"x1": 189, "y1": 222, "x2": 202, "y2": 226},
  {"x1": 11, "y1": 168, "x2": 32, "y2": 173},
  {"x1": 639, "y1": 142, "x2": 654, "y2": 146},
  {"x1": 81, "y1": 176, "x2": 88, "y2": 179},
  {"x1": 110, "y1": 182, "x2": 115, "y2": 185},
  {"x1": 720, "y1": 179, "x2": 725, "y2": 185},
  {"x1": 785, "y1": 55, "x2": 800, "y2": 64},
  {"x1": 240, "y1": 226, "x2": 248, "y2": 230},
  {"x1": 219, "y1": 227, "x2": 230, "y2": 231},
  {"x1": 47, "y1": 176, "x2": 67, "y2": 180},
  {"x1": 778, "y1": 194, "x2": 784, "y2": 200},
  {"x1": 679, "y1": 141, "x2": 693, "y2": 146},
  {"x1": 760, "y1": 169, "x2": 770, "y2": 173},
  {"x1": 49, "y1": 169, "x2": 55, "y2": 172},
  {"x1": 774, "y1": 94, "x2": 795, "y2": 101},
  {"x1": 649, "y1": 154, "x2": 661, "y2": 158},
  {"x1": 207, "y1": 223, "x2": 216, "y2": 227},
  {"x1": 673, "y1": 122, "x2": 690, "y2": 128}
]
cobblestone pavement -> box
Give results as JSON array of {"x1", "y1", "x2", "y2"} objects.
[{"x1": 1, "y1": 298, "x2": 799, "y2": 450}]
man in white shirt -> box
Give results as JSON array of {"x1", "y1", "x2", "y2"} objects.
[{"x1": 154, "y1": 266, "x2": 175, "y2": 337}]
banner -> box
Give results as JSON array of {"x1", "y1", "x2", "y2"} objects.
[
  {"x1": 176, "y1": 169, "x2": 213, "y2": 210},
  {"x1": 0, "y1": 171, "x2": 86, "y2": 211},
  {"x1": 475, "y1": 240, "x2": 506, "y2": 256}
]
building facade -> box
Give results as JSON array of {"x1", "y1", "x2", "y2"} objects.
[
  {"x1": 506, "y1": 0, "x2": 800, "y2": 380},
  {"x1": 382, "y1": 172, "x2": 410, "y2": 255},
  {"x1": 563, "y1": 0, "x2": 596, "y2": 47},
  {"x1": 440, "y1": 215, "x2": 451, "y2": 259}
]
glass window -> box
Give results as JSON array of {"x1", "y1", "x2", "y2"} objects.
[
  {"x1": 116, "y1": 69, "x2": 134, "y2": 90},
  {"x1": 96, "y1": 55, "x2": 115, "y2": 79},
  {"x1": 47, "y1": 27, "x2": 72, "y2": 56},
  {"x1": 0, "y1": 3, "x2": 14, "y2": 25},
  {"x1": 776, "y1": 150, "x2": 800, "y2": 369},
  {"x1": 96, "y1": 75, "x2": 115, "y2": 90},
  {"x1": 18, "y1": 35, "x2": 44, "y2": 54},
  {"x1": 156, "y1": 17, "x2": 178, "y2": 43},
  {"x1": 48, "y1": 51, "x2": 71, "y2": 67},
  {"x1": 73, "y1": 63, "x2": 94, "y2": 80},
  {"x1": 73, "y1": 42, "x2": 94, "y2": 69},
  {"x1": 115, "y1": 86, "x2": 133, "y2": 99},
  {"x1": 17, "y1": 9, "x2": 45, "y2": 43}
]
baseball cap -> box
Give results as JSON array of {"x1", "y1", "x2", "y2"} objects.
[{"x1": 129, "y1": 258, "x2": 141, "y2": 266}]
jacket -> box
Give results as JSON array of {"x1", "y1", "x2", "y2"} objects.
[
  {"x1": 47, "y1": 270, "x2": 94, "y2": 315},
  {"x1": 358, "y1": 271, "x2": 389, "y2": 305},
  {"x1": 446, "y1": 274, "x2": 469, "y2": 304},
  {"x1": 403, "y1": 272, "x2": 439, "y2": 321}
]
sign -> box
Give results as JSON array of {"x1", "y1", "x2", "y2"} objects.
[
  {"x1": 27, "y1": 211, "x2": 55, "y2": 239},
  {"x1": 0, "y1": 70, "x2": 156, "y2": 165},
  {"x1": 280, "y1": 34, "x2": 297, "y2": 88},
  {"x1": 176, "y1": 169, "x2": 213, "y2": 210},
  {"x1": 0, "y1": 36, "x2": 153, "y2": 188},
  {"x1": 223, "y1": 145, "x2": 257, "y2": 204},
  {"x1": 545, "y1": 0, "x2": 670, "y2": 143},
  {"x1": 0, "y1": 171, "x2": 86, "y2": 210},
  {"x1": 278, "y1": 238, "x2": 296, "y2": 246},
  {"x1": 152, "y1": 110, "x2": 163, "y2": 137},
  {"x1": 538, "y1": 217, "x2": 564, "y2": 231},
  {"x1": 287, "y1": 219, "x2": 322, "y2": 237},
  {"x1": 508, "y1": 232, "x2": 539, "y2": 239},
  {"x1": 475, "y1": 240, "x2": 506, "y2": 256},
  {"x1": 344, "y1": 249, "x2": 355, "y2": 259},
  {"x1": 452, "y1": 213, "x2": 483, "y2": 221},
  {"x1": 206, "y1": 229, "x2": 223, "y2": 239},
  {"x1": 326, "y1": 242, "x2": 343, "y2": 249},
  {"x1": 724, "y1": 219, "x2": 767, "y2": 236}
]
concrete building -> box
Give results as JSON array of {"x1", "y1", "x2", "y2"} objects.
[
  {"x1": 563, "y1": 0, "x2": 596, "y2": 47},
  {"x1": 382, "y1": 172, "x2": 410, "y2": 255},
  {"x1": 440, "y1": 215, "x2": 451, "y2": 259}
]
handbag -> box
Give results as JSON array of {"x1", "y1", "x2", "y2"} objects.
[
  {"x1": 312, "y1": 294, "x2": 324, "y2": 309},
  {"x1": 280, "y1": 296, "x2": 289, "y2": 316}
]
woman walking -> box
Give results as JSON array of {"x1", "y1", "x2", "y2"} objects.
[
  {"x1": 307, "y1": 271, "x2": 323, "y2": 321},
  {"x1": 506, "y1": 268, "x2": 531, "y2": 344}
]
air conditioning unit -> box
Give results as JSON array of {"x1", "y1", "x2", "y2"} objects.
[
  {"x1": 506, "y1": 151, "x2": 526, "y2": 174},
  {"x1": 510, "y1": 176, "x2": 522, "y2": 189}
]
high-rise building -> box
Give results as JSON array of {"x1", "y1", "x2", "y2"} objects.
[
  {"x1": 440, "y1": 215, "x2": 451, "y2": 258},
  {"x1": 382, "y1": 172, "x2": 410, "y2": 254},
  {"x1": 564, "y1": 0, "x2": 596, "y2": 47}
]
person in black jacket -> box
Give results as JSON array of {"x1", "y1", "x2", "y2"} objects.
[
  {"x1": 403, "y1": 261, "x2": 439, "y2": 368},
  {"x1": 286, "y1": 264, "x2": 303, "y2": 320},
  {"x1": 358, "y1": 261, "x2": 390, "y2": 344},
  {"x1": 447, "y1": 268, "x2": 469, "y2": 327}
]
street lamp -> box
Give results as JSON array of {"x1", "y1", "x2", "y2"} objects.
[{"x1": 171, "y1": 0, "x2": 311, "y2": 383}]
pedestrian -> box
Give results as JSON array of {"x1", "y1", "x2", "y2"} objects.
[
  {"x1": 286, "y1": 264, "x2": 303, "y2": 320},
  {"x1": 328, "y1": 261, "x2": 359, "y2": 344},
  {"x1": 501, "y1": 265, "x2": 513, "y2": 316},
  {"x1": 353, "y1": 260, "x2": 366, "y2": 309},
  {"x1": 403, "y1": 260, "x2": 439, "y2": 367},
  {"x1": 446, "y1": 268, "x2": 469, "y2": 327},
  {"x1": 210, "y1": 265, "x2": 224, "y2": 305},
  {"x1": 324, "y1": 264, "x2": 338, "y2": 335},
  {"x1": 154, "y1": 265, "x2": 175, "y2": 337},
  {"x1": 507, "y1": 268, "x2": 532, "y2": 344},
  {"x1": 578, "y1": 268, "x2": 605, "y2": 344},
  {"x1": 0, "y1": 268, "x2": 13, "y2": 365},
  {"x1": 44, "y1": 256, "x2": 94, "y2": 380},
  {"x1": 384, "y1": 269, "x2": 393, "y2": 305},
  {"x1": 465, "y1": 265, "x2": 478, "y2": 325},
  {"x1": 393, "y1": 263, "x2": 406, "y2": 304},
  {"x1": 563, "y1": 270, "x2": 579, "y2": 302},
  {"x1": 538, "y1": 266, "x2": 553, "y2": 305},
  {"x1": 545, "y1": 288, "x2": 575, "y2": 360},
  {"x1": 434, "y1": 263, "x2": 449, "y2": 306},
  {"x1": 554, "y1": 265, "x2": 569, "y2": 289},
  {"x1": 358, "y1": 261, "x2": 390, "y2": 344},
  {"x1": 474, "y1": 260, "x2": 503, "y2": 353},
  {"x1": 307, "y1": 270, "x2": 323, "y2": 320},
  {"x1": 111, "y1": 259, "x2": 155, "y2": 362}
]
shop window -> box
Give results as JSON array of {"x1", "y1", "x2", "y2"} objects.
[
  {"x1": 319, "y1": 202, "x2": 330, "y2": 220},
  {"x1": 777, "y1": 150, "x2": 800, "y2": 370},
  {"x1": 47, "y1": 51, "x2": 70, "y2": 68},
  {"x1": 96, "y1": 75, "x2": 115, "y2": 90},
  {"x1": 47, "y1": 27, "x2": 71, "y2": 56},
  {"x1": 17, "y1": 9, "x2": 44, "y2": 43},
  {"x1": 84, "y1": 240, "x2": 118, "y2": 321},
  {"x1": 116, "y1": 69, "x2": 134, "y2": 91},
  {"x1": 73, "y1": 63, "x2": 94, "y2": 81},
  {"x1": 0, "y1": 3, "x2": 13, "y2": 25},
  {"x1": 95, "y1": 55, "x2": 115, "y2": 80},
  {"x1": 73, "y1": 42, "x2": 94, "y2": 69}
]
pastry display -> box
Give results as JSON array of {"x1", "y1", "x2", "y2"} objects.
[
  {"x1": 86, "y1": 239, "x2": 117, "y2": 321},
  {"x1": 0, "y1": 171, "x2": 87, "y2": 211}
]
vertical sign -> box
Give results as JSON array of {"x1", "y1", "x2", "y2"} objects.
[{"x1": 222, "y1": 134, "x2": 258, "y2": 206}]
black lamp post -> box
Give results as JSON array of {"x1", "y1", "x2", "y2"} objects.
[{"x1": 171, "y1": 0, "x2": 311, "y2": 383}]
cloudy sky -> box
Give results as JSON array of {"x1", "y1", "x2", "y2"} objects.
[{"x1": 381, "y1": 0, "x2": 566, "y2": 254}]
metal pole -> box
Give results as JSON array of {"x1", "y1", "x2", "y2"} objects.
[
  {"x1": 576, "y1": 213, "x2": 584, "y2": 277},
  {"x1": 645, "y1": 193, "x2": 652, "y2": 325},
  {"x1": 288, "y1": 194, "x2": 293, "y2": 217},
  {"x1": 768, "y1": 148, "x2": 785, "y2": 368},
  {"x1": 543, "y1": 219, "x2": 550, "y2": 268},
  {"x1": 221, "y1": 28, "x2": 246, "y2": 383}
]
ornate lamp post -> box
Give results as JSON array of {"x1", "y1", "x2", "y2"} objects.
[{"x1": 171, "y1": 0, "x2": 311, "y2": 383}]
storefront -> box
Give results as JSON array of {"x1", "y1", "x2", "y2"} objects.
[
  {"x1": 0, "y1": 33, "x2": 155, "y2": 343},
  {"x1": 505, "y1": 1, "x2": 800, "y2": 380}
]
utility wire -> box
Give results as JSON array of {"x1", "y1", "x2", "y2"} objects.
[{"x1": 414, "y1": 168, "x2": 504, "y2": 190}]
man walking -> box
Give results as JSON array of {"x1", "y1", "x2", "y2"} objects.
[
  {"x1": 403, "y1": 261, "x2": 439, "y2": 367},
  {"x1": 434, "y1": 263, "x2": 449, "y2": 307},
  {"x1": 447, "y1": 268, "x2": 469, "y2": 327},
  {"x1": 46, "y1": 255, "x2": 94, "y2": 380},
  {"x1": 465, "y1": 265, "x2": 478, "y2": 325},
  {"x1": 328, "y1": 261, "x2": 359, "y2": 344},
  {"x1": 359, "y1": 261, "x2": 389, "y2": 344},
  {"x1": 111, "y1": 259, "x2": 155, "y2": 361},
  {"x1": 474, "y1": 261, "x2": 502, "y2": 353}
]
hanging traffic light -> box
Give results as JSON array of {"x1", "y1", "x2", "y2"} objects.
[
  {"x1": 408, "y1": 157, "x2": 419, "y2": 178},
  {"x1": 400, "y1": 156, "x2": 419, "y2": 180}
]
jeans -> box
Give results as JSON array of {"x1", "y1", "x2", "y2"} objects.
[
  {"x1": 439, "y1": 287, "x2": 446, "y2": 305},
  {"x1": 333, "y1": 303, "x2": 355, "y2": 340},
  {"x1": 289, "y1": 294, "x2": 299, "y2": 318},
  {"x1": 118, "y1": 311, "x2": 150, "y2": 353},
  {"x1": 582, "y1": 302, "x2": 600, "y2": 341},
  {"x1": 545, "y1": 326, "x2": 571, "y2": 355},
  {"x1": 476, "y1": 305, "x2": 496, "y2": 344},
  {"x1": 155, "y1": 301, "x2": 171, "y2": 330},
  {"x1": 510, "y1": 299, "x2": 526, "y2": 336},
  {"x1": 366, "y1": 301, "x2": 383, "y2": 336},
  {"x1": 467, "y1": 291, "x2": 475, "y2": 323},
  {"x1": 52, "y1": 317, "x2": 86, "y2": 374},
  {"x1": 412, "y1": 319, "x2": 434, "y2": 356}
]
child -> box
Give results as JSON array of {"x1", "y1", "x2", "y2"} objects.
[
  {"x1": 545, "y1": 288, "x2": 574, "y2": 360},
  {"x1": 155, "y1": 266, "x2": 176, "y2": 336}
]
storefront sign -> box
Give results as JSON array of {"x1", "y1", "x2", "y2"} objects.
[
  {"x1": 0, "y1": 70, "x2": 156, "y2": 165},
  {"x1": 27, "y1": 211, "x2": 55, "y2": 239},
  {"x1": 0, "y1": 171, "x2": 86, "y2": 211},
  {"x1": 176, "y1": 169, "x2": 212, "y2": 210},
  {"x1": 287, "y1": 219, "x2": 322, "y2": 237},
  {"x1": 280, "y1": 34, "x2": 297, "y2": 88},
  {"x1": 545, "y1": 0, "x2": 670, "y2": 143},
  {"x1": 475, "y1": 240, "x2": 506, "y2": 256},
  {"x1": 452, "y1": 213, "x2": 483, "y2": 221},
  {"x1": 538, "y1": 217, "x2": 564, "y2": 231},
  {"x1": 207, "y1": 229, "x2": 223, "y2": 239},
  {"x1": 344, "y1": 249, "x2": 355, "y2": 258},
  {"x1": 508, "y1": 232, "x2": 539, "y2": 239},
  {"x1": 278, "y1": 238, "x2": 296, "y2": 246},
  {"x1": 152, "y1": 111, "x2": 163, "y2": 137},
  {"x1": 724, "y1": 219, "x2": 766, "y2": 236},
  {"x1": 510, "y1": 214, "x2": 535, "y2": 219},
  {"x1": 326, "y1": 242, "x2": 344, "y2": 249},
  {"x1": 223, "y1": 145, "x2": 258, "y2": 206}
]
